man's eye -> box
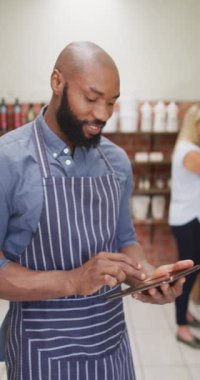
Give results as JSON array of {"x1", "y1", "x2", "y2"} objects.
[{"x1": 86, "y1": 97, "x2": 97, "y2": 103}]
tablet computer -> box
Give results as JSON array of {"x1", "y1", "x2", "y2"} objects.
[{"x1": 106, "y1": 264, "x2": 200, "y2": 301}]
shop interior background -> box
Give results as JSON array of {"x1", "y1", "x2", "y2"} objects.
[
  {"x1": 0, "y1": 0, "x2": 200, "y2": 103},
  {"x1": 1, "y1": 2, "x2": 200, "y2": 380}
]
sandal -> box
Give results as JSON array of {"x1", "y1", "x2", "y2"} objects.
[{"x1": 176, "y1": 335, "x2": 200, "y2": 349}]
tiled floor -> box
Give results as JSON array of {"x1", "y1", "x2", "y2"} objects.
[{"x1": 0, "y1": 297, "x2": 199, "y2": 380}]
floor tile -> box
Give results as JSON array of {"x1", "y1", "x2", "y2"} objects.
[
  {"x1": 0, "y1": 301, "x2": 9, "y2": 322},
  {"x1": 189, "y1": 365, "x2": 200, "y2": 380},
  {"x1": 124, "y1": 296, "x2": 170, "y2": 330},
  {"x1": 179, "y1": 343, "x2": 200, "y2": 365},
  {"x1": 0, "y1": 363, "x2": 7, "y2": 380},
  {"x1": 135, "y1": 329, "x2": 184, "y2": 366},
  {"x1": 143, "y1": 365, "x2": 192, "y2": 380},
  {"x1": 124, "y1": 297, "x2": 142, "y2": 366},
  {"x1": 134, "y1": 366, "x2": 144, "y2": 380}
]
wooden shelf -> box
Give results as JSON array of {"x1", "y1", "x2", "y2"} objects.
[
  {"x1": 132, "y1": 131, "x2": 177, "y2": 136},
  {"x1": 103, "y1": 131, "x2": 177, "y2": 136},
  {"x1": 134, "y1": 218, "x2": 168, "y2": 226},
  {"x1": 134, "y1": 188, "x2": 170, "y2": 195},
  {"x1": 132, "y1": 159, "x2": 171, "y2": 166}
]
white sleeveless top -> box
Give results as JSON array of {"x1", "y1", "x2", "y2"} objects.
[{"x1": 169, "y1": 140, "x2": 200, "y2": 226}]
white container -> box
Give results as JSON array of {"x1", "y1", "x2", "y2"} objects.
[
  {"x1": 153, "y1": 101, "x2": 166, "y2": 132},
  {"x1": 154, "y1": 178, "x2": 165, "y2": 189},
  {"x1": 151, "y1": 195, "x2": 165, "y2": 220},
  {"x1": 166, "y1": 102, "x2": 179, "y2": 132},
  {"x1": 119, "y1": 112, "x2": 138, "y2": 132},
  {"x1": 119, "y1": 95, "x2": 138, "y2": 132},
  {"x1": 140, "y1": 101, "x2": 153, "y2": 132},
  {"x1": 119, "y1": 95, "x2": 135, "y2": 116},
  {"x1": 104, "y1": 111, "x2": 118, "y2": 133},
  {"x1": 132, "y1": 196, "x2": 150, "y2": 220},
  {"x1": 149, "y1": 151, "x2": 164, "y2": 161},
  {"x1": 134, "y1": 152, "x2": 149, "y2": 162}
]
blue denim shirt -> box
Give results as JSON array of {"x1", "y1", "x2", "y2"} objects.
[{"x1": 0, "y1": 110, "x2": 136, "y2": 268}]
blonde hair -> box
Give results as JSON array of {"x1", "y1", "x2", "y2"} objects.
[{"x1": 176, "y1": 105, "x2": 200, "y2": 147}]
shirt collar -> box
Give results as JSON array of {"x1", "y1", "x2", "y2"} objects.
[{"x1": 37, "y1": 106, "x2": 70, "y2": 158}]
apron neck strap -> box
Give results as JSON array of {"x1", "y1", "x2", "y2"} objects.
[
  {"x1": 97, "y1": 147, "x2": 116, "y2": 175},
  {"x1": 33, "y1": 119, "x2": 51, "y2": 178}
]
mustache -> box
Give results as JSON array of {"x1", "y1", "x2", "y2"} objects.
[{"x1": 83, "y1": 120, "x2": 106, "y2": 129}]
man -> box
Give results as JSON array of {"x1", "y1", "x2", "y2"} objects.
[{"x1": 0, "y1": 41, "x2": 192, "y2": 379}]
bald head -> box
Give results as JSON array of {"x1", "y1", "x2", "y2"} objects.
[
  {"x1": 46, "y1": 41, "x2": 120, "y2": 147},
  {"x1": 54, "y1": 41, "x2": 119, "y2": 80}
]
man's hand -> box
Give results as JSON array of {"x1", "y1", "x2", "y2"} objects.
[
  {"x1": 70, "y1": 251, "x2": 145, "y2": 296},
  {"x1": 132, "y1": 259, "x2": 194, "y2": 304}
]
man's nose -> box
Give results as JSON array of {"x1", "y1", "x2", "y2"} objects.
[{"x1": 91, "y1": 104, "x2": 111, "y2": 123}]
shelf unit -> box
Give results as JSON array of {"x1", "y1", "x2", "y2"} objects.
[
  {"x1": 133, "y1": 131, "x2": 177, "y2": 240},
  {"x1": 104, "y1": 129, "x2": 178, "y2": 242}
]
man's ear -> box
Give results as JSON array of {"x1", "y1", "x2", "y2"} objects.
[{"x1": 51, "y1": 69, "x2": 64, "y2": 95}]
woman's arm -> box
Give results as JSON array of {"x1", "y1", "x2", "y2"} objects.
[{"x1": 184, "y1": 151, "x2": 200, "y2": 174}]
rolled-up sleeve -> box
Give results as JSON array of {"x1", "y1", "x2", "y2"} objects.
[{"x1": 116, "y1": 164, "x2": 137, "y2": 249}]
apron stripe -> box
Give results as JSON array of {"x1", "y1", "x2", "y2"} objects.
[
  {"x1": 81, "y1": 177, "x2": 92, "y2": 260},
  {"x1": 98, "y1": 176, "x2": 110, "y2": 251},
  {"x1": 103, "y1": 357, "x2": 108, "y2": 380},
  {"x1": 61, "y1": 177, "x2": 75, "y2": 269},
  {"x1": 93, "y1": 179, "x2": 104, "y2": 251},
  {"x1": 43, "y1": 179, "x2": 57, "y2": 269},
  {"x1": 89, "y1": 177, "x2": 98, "y2": 254},
  {"x1": 31, "y1": 239, "x2": 38, "y2": 270},
  {"x1": 38, "y1": 223, "x2": 47, "y2": 270},
  {"x1": 52, "y1": 177, "x2": 65, "y2": 268},
  {"x1": 71, "y1": 177, "x2": 83, "y2": 266}
]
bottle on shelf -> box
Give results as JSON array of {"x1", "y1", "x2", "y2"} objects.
[
  {"x1": 138, "y1": 176, "x2": 146, "y2": 190},
  {"x1": 0, "y1": 98, "x2": 8, "y2": 132},
  {"x1": 166, "y1": 102, "x2": 179, "y2": 132},
  {"x1": 153, "y1": 101, "x2": 166, "y2": 132},
  {"x1": 140, "y1": 101, "x2": 153, "y2": 132},
  {"x1": 143, "y1": 176, "x2": 151, "y2": 190},
  {"x1": 119, "y1": 95, "x2": 138, "y2": 132},
  {"x1": 27, "y1": 103, "x2": 35, "y2": 122},
  {"x1": 13, "y1": 98, "x2": 22, "y2": 128}
]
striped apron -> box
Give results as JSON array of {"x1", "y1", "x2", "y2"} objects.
[{"x1": 5, "y1": 120, "x2": 135, "y2": 380}]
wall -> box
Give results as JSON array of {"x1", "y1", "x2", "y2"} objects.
[
  {"x1": 0, "y1": 1, "x2": 199, "y2": 265},
  {"x1": 0, "y1": 0, "x2": 200, "y2": 102}
]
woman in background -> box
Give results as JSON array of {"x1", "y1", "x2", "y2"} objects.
[{"x1": 169, "y1": 105, "x2": 200, "y2": 348}]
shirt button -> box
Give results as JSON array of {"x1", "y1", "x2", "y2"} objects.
[
  {"x1": 63, "y1": 147, "x2": 69, "y2": 154},
  {"x1": 65, "y1": 159, "x2": 71, "y2": 166},
  {"x1": 53, "y1": 152, "x2": 58, "y2": 158}
]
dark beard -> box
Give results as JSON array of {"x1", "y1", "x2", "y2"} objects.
[{"x1": 56, "y1": 85, "x2": 104, "y2": 149}]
